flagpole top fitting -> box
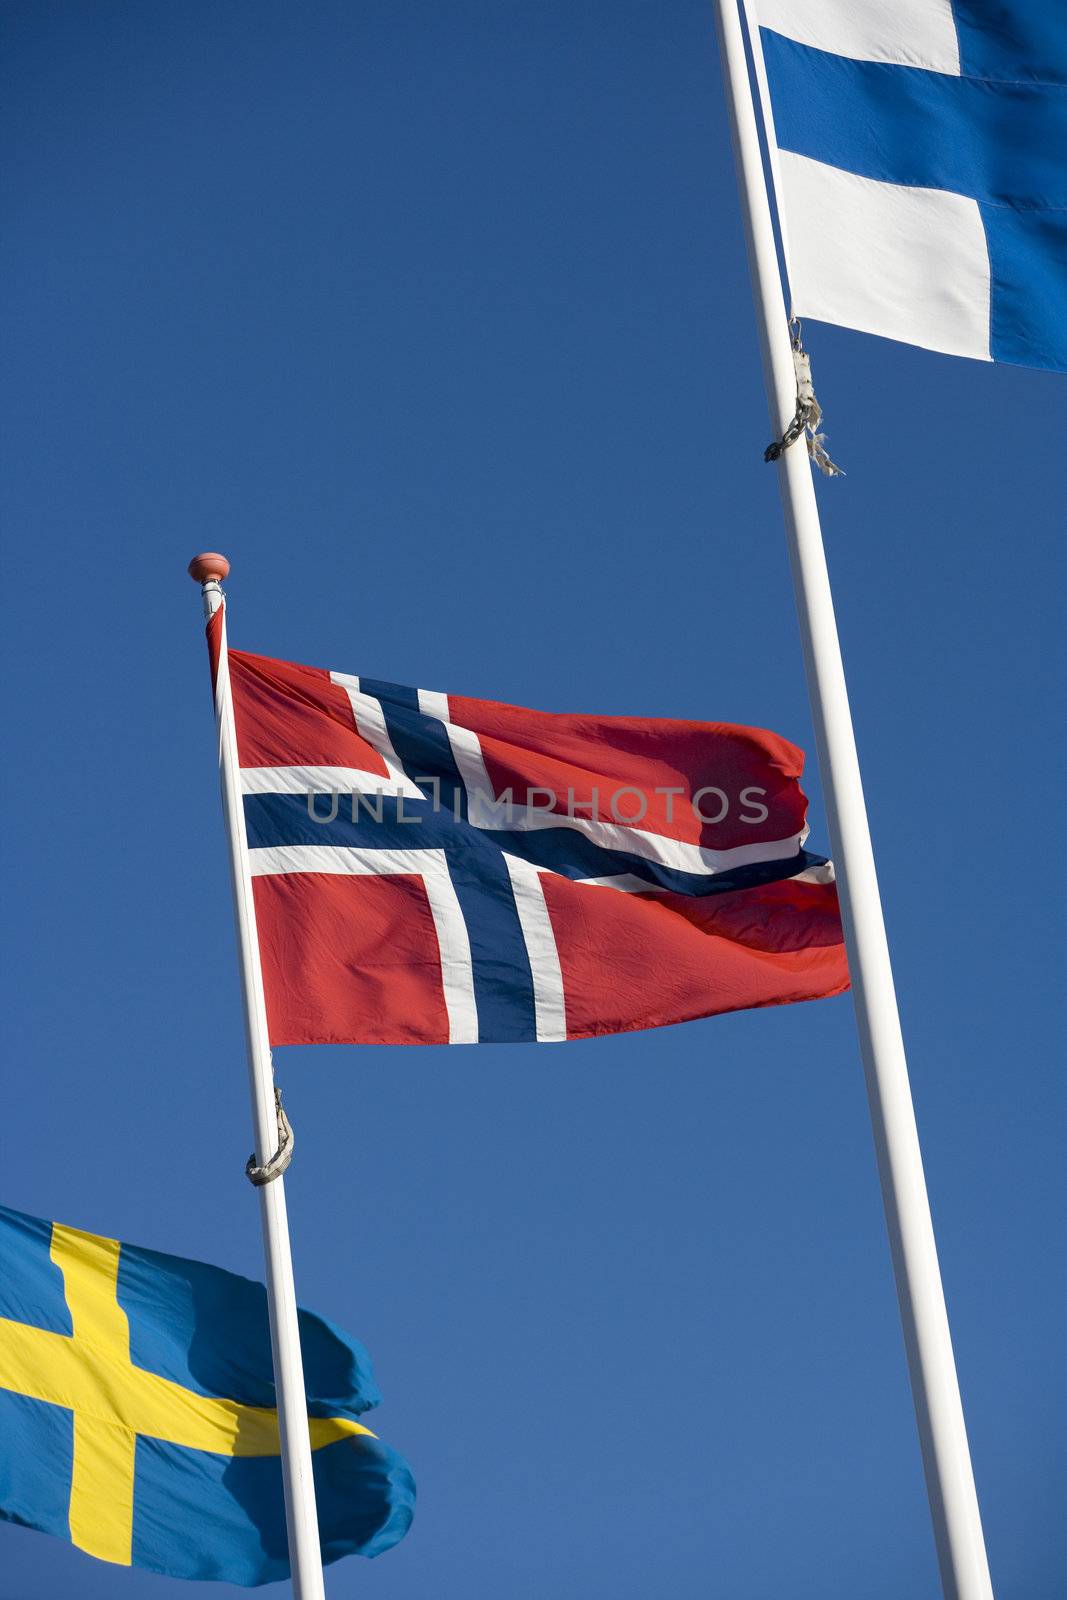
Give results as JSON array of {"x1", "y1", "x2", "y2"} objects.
[{"x1": 188, "y1": 553, "x2": 230, "y2": 585}]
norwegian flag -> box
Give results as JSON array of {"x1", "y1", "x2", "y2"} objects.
[{"x1": 207, "y1": 607, "x2": 848, "y2": 1045}]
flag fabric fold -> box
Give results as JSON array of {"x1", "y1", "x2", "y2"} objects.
[
  {"x1": 753, "y1": 0, "x2": 1067, "y2": 370},
  {"x1": 0, "y1": 1205, "x2": 414, "y2": 1585},
  {"x1": 209, "y1": 607, "x2": 848, "y2": 1045}
]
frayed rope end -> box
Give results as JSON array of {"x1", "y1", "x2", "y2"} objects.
[{"x1": 764, "y1": 322, "x2": 844, "y2": 477}]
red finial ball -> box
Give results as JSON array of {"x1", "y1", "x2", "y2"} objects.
[{"x1": 188, "y1": 552, "x2": 231, "y2": 584}]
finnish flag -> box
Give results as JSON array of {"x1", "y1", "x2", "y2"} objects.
[{"x1": 752, "y1": 2, "x2": 1067, "y2": 370}]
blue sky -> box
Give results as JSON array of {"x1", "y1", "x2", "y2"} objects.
[{"x1": 2, "y1": 3, "x2": 1064, "y2": 1597}]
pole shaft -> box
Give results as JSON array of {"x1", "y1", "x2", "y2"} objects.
[
  {"x1": 200, "y1": 580, "x2": 327, "y2": 1600},
  {"x1": 711, "y1": 5, "x2": 993, "y2": 1596}
]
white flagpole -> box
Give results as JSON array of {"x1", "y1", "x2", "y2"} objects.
[
  {"x1": 710, "y1": 7, "x2": 994, "y2": 1598},
  {"x1": 189, "y1": 554, "x2": 327, "y2": 1600}
]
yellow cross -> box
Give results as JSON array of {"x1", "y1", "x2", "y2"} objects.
[{"x1": 0, "y1": 1223, "x2": 373, "y2": 1566}]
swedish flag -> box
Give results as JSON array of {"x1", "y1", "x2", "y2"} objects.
[{"x1": 0, "y1": 1204, "x2": 414, "y2": 1584}]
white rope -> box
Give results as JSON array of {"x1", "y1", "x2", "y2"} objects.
[
  {"x1": 764, "y1": 321, "x2": 844, "y2": 477},
  {"x1": 246, "y1": 1085, "x2": 294, "y2": 1186}
]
